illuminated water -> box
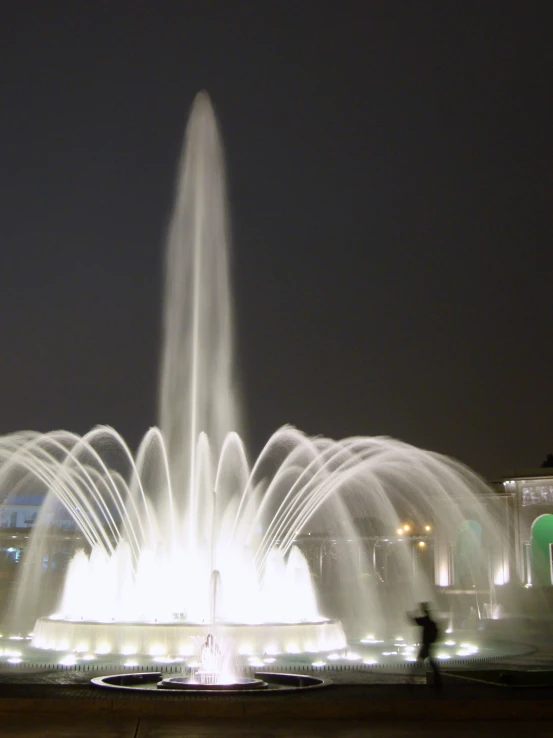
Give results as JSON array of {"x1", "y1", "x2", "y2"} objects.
[{"x1": 0, "y1": 93, "x2": 508, "y2": 661}]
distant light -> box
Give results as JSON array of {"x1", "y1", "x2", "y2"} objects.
[
  {"x1": 418, "y1": 541, "x2": 426, "y2": 549},
  {"x1": 403, "y1": 524, "x2": 410, "y2": 532},
  {"x1": 424, "y1": 525, "x2": 431, "y2": 532},
  {"x1": 312, "y1": 660, "x2": 325, "y2": 667},
  {"x1": 397, "y1": 528, "x2": 404, "y2": 535},
  {"x1": 59, "y1": 654, "x2": 77, "y2": 666},
  {"x1": 345, "y1": 652, "x2": 361, "y2": 661},
  {"x1": 7, "y1": 657, "x2": 21, "y2": 664}
]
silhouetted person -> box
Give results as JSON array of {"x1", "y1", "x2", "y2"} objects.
[{"x1": 408, "y1": 602, "x2": 442, "y2": 690}]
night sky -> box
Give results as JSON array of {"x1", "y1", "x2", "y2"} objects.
[{"x1": 1, "y1": 2, "x2": 551, "y2": 480}]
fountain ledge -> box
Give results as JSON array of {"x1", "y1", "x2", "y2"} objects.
[{"x1": 32, "y1": 617, "x2": 346, "y2": 656}]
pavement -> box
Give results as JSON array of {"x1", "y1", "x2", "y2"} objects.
[
  {"x1": 1, "y1": 629, "x2": 553, "y2": 732},
  {"x1": 3, "y1": 716, "x2": 553, "y2": 738}
]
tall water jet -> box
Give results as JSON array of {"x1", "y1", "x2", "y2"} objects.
[{"x1": 159, "y1": 92, "x2": 240, "y2": 549}]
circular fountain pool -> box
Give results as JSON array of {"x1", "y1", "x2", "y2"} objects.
[{"x1": 91, "y1": 671, "x2": 329, "y2": 693}]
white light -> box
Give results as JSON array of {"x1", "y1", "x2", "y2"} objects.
[
  {"x1": 8, "y1": 657, "x2": 21, "y2": 664},
  {"x1": 121, "y1": 646, "x2": 137, "y2": 656},
  {"x1": 149, "y1": 644, "x2": 165, "y2": 657},
  {"x1": 327, "y1": 653, "x2": 340, "y2": 661},
  {"x1": 124, "y1": 660, "x2": 138, "y2": 668},
  {"x1": 437, "y1": 654, "x2": 451, "y2": 660},
  {"x1": 363, "y1": 658, "x2": 377, "y2": 665},
  {"x1": 445, "y1": 640, "x2": 455, "y2": 646},
  {"x1": 405, "y1": 656, "x2": 417, "y2": 662},
  {"x1": 312, "y1": 660, "x2": 325, "y2": 667},
  {"x1": 263, "y1": 657, "x2": 275, "y2": 664},
  {"x1": 59, "y1": 654, "x2": 77, "y2": 666},
  {"x1": 9, "y1": 636, "x2": 24, "y2": 641},
  {"x1": 81, "y1": 654, "x2": 96, "y2": 661},
  {"x1": 95, "y1": 643, "x2": 111, "y2": 655},
  {"x1": 345, "y1": 652, "x2": 361, "y2": 661}
]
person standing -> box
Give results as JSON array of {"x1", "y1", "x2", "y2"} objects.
[{"x1": 408, "y1": 602, "x2": 442, "y2": 690}]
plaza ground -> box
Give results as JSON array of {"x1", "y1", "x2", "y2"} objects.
[
  {"x1": 3, "y1": 716, "x2": 553, "y2": 738},
  {"x1": 2, "y1": 625, "x2": 553, "y2": 734}
]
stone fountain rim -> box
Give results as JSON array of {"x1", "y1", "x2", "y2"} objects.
[
  {"x1": 91, "y1": 670, "x2": 332, "y2": 694},
  {"x1": 37, "y1": 616, "x2": 339, "y2": 628}
]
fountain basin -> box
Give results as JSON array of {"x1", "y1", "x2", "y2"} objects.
[
  {"x1": 32, "y1": 617, "x2": 346, "y2": 656},
  {"x1": 158, "y1": 675, "x2": 268, "y2": 691},
  {"x1": 92, "y1": 671, "x2": 330, "y2": 693}
]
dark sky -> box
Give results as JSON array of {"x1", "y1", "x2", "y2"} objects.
[{"x1": 1, "y1": 1, "x2": 551, "y2": 479}]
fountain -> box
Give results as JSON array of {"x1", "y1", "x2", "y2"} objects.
[{"x1": 0, "y1": 93, "x2": 512, "y2": 678}]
